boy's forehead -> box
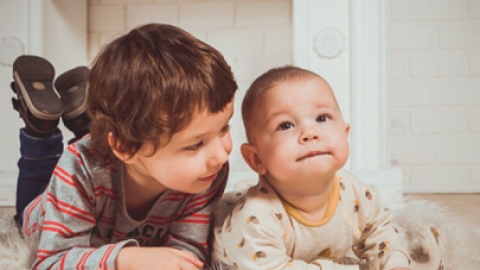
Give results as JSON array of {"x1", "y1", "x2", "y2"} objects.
[{"x1": 171, "y1": 101, "x2": 234, "y2": 141}]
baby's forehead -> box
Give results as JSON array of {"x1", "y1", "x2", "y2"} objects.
[{"x1": 259, "y1": 77, "x2": 337, "y2": 106}]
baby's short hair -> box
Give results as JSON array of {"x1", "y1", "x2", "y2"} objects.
[
  {"x1": 241, "y1": 65, "x2": 318, "y2": 141},
  {"x1": 87, "y1": 24, "x2": 237, "y2": 166}
]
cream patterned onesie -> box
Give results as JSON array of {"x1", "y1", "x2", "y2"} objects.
[{"x1": 212, "y1": 170, "x2": 410, "y2": 270}]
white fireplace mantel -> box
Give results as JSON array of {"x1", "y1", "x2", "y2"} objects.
[{"x1": 293, "y1": 0, "x2": 403, "y2": 205}]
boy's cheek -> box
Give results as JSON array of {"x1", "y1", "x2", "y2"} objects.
[{"x1": 224, "y1": 134, "x2": 233, "y2": 154}]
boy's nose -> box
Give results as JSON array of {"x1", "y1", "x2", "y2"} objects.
[{"x1": 208, "y1": 139, "x2": 230, "y2": 167}]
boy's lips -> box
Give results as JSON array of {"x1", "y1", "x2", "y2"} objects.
[
  {"x1": 198, "y1": 172, "x2": 219, "y2": 182},
  {"x1": 296, "y1": 150, "x2": 329, "y2": 161}
]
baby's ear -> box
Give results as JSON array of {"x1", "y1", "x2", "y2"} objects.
[
  {"x1": 240, "y1": 143, "x2": 267, "y2": 175},
  {"x1": 108, "y1": 132, "x2": 138, "y2": 164}
]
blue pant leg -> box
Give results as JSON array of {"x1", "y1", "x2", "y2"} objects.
[{"x1": 15, "y1": 128, "x2": 64, "y2": 225}]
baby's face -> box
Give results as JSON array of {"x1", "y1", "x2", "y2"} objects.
[{"x1": 250, "y1": 76, "x2": 350, "y2": 184}]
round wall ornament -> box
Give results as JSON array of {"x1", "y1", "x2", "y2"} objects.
[
  {"x1": 313, "y1": 28, "x2": 346, "y2": 59},
  {"x1": 0, "y1": 36, "x2": 25, "y2": 66}
]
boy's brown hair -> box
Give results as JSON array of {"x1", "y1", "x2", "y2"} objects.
[
  {"x1": 242, "y1": 66, "x2": 322, "y2": 141},
  {"x1": 87, "y1": 24, "x2": 237, "y2": 165}
]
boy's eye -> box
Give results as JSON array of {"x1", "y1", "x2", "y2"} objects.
[
  {"x1": 221, "y1": 124, "x2": 230, "y2": 133},
  {"x1": 316, "y1": 115, "x2": 329, "y2": 122},
  {"x1": 185, "y1": 141, "x2": 204, "y2": 151},
  {"x1": 278, "y1": 122, "x2": 294, "y2": 131}
]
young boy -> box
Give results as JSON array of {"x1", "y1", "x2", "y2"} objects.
[
  {"x1": 212, "y1": 66, "x2": 410, "y2": 270},
  {"x1": 11, "y1": 23, "x2": 237, "y2": 270}
]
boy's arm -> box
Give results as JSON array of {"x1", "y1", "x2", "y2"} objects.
[
  {"x1": 352, "y1": 186, "x2": 411, "y2": 270},
  {"x1": 23, "y1": 145, "x2": 138, "y2": 269},
  {"x1": 164, "y1": 163, "x2": 229, "y2": 262}
]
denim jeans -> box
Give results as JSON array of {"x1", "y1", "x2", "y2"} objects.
[{"x1": 14, "y1": 128, "x2": 63, "y2": 226}]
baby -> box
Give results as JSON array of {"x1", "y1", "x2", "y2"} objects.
[{"x1": 212, "y1": 66, "x2": 410, "y2": 270}]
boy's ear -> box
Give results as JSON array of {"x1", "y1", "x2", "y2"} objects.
[
  {"x1": 240, "y1": 143, "x2": 267, "y2": 175},
  {"x1": 108, "y1": 132, "x2": 138, "y2": 164}
]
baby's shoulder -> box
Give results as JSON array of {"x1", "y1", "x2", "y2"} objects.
[
  {"x1": 336, "y1": 169, "x2": 381, "y2": 204},
  {"x1": 239, "y1": 183, "x2": 282, "y2": 212}
]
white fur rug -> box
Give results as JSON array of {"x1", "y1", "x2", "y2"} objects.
[
  {"x1": 1, "y1": 198, "x2": 479, "y2": 270},
  {"x1": 0, "y1": 213, "x2": 35, "y2": 270},
  {"x1": 390, "y1": 198, "x2": 480, "y2": 269}
]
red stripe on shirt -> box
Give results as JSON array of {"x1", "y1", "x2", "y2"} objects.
[
  {"x1": 176, "y1": 219, "x2": 210, "y2": 224},
  {"x1": 184, "y1": 184, "x2": 222, "y2": 212},
  {"x1": 23, "y1": 195, "x2": 42, "y2": 234},
  {"x1": 78, "y1": 249, "x2": 95, "y2": 270},
  {"x1": 46, "y1": 193, "x2": 95, "y2": 224},
  {"x1": 100, "y1": 244, "x2": 116, "y2": 269},
  {"x1": 42, "y1": 220, "x2": 75, "y2": 238},
  {"x1": 189, "y1": 213, "x2": 210, "y2": 219},
  {"x1": 58, "y1": 250, "x2": 69, "y2": 269},
  {"x1": 94, "y1": 186, "x2": 117, "y2": 200},
  {"x1": 67, "y1": 143, "x2": 84, "y2": 166},
  {"x1": 53, "y1": 167, "x2": 93, "y2": 205}
]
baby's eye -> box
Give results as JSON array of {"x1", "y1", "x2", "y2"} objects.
[
  {"x1": 316, "y1": 115, "x2": 329, "y2": 122},
  {"x1": 278, "y1": 122, "x2": 294, "y2": 131},
  {"x1": 185, "y1": 141, "x2": 204, "y2": 151}
]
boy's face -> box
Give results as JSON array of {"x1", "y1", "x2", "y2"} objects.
[
  {"x1": 246, "y1": 77, "x2": 349, "y2": 184},
  {"x1": 125, "y1": 101, "x2": 234, "y2": 194}
]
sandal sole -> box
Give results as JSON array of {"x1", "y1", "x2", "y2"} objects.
[
  {"x1": 55, "y1": 66, "x2": 89, "y2": 119},
  {"x1": 13, "y1": 55, "x2": 63, "y2": 121}
]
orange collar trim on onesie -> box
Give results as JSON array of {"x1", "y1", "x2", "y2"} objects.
[{"x1": 281, "y1": 177, "x2": 340, "y2": 227}]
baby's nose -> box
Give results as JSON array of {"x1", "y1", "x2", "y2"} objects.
[{"x1": 301, "y1": 130, "x2": 320, "y2": 142}]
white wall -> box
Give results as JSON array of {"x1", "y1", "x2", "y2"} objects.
[
  {"x1": 389, "y1": 0, "x2": 480, "y2": 192},
  {"x1": 0, "y1": 0, "x2": 87, "y2": 205},
  {"x1": 1, "y1": 0, "x2": 478, "y2": 206}
]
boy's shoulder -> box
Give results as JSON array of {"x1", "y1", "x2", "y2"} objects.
[
  {"x1": 57, "y1": 136, "x2": 119, "y2": 189},
  {"x1": 64, "y1": 135, "x2": 95, "y2": 162}
]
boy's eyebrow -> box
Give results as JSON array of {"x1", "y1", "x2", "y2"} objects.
[{"x1": 191, "y1": 111, "x2": 234, "y2": 140}]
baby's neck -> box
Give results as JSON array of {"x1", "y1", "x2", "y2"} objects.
[{"x1": 268, "y1": 175, "x2": 337, "y2": 223}]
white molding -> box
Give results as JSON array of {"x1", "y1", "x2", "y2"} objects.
[
  {"x1": 292, "y1": 0, "x2": 309, "y2": 68},
  {"x1": 350, "y1": 0, "x2": 389, "y2": 170},
  {"x1": 27, "y1": 0, "x2": 88, "y2": 73},
  {"x1": 27, "y1": 0, "x2": 43, "y2": 55},
  {"x1": 293, "y1": 0, "x2": 403, "y2": 203}
]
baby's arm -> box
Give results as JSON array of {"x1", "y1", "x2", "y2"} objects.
[{"x1": 352, "y1": 186, "x2": 411, "y2": 270}]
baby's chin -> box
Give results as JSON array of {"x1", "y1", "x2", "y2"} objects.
[{"x1": 267, "y1": 169, "x2": 338, "y2": 184}]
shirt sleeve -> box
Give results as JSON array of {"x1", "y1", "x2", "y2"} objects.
[
  {"x1": 351, "y1": 186, "x2": 411, "y2": 270},
  {"x1": 216, "y1": 195, "x2": 360, "y2": 270},
  {"x1": 164, "y1": 163, "x2": 228, "y2": 263},
  {"x1": 23, "y1": 144, "x2": 138, "y2": 270}
]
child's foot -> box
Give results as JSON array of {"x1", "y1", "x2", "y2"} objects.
[
  {"x1": 12, "y1": 55, "x2": 63, "y2": 137},
  {"x1": 54, "y1": 66, "x2": 90, "y2": 140}
]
